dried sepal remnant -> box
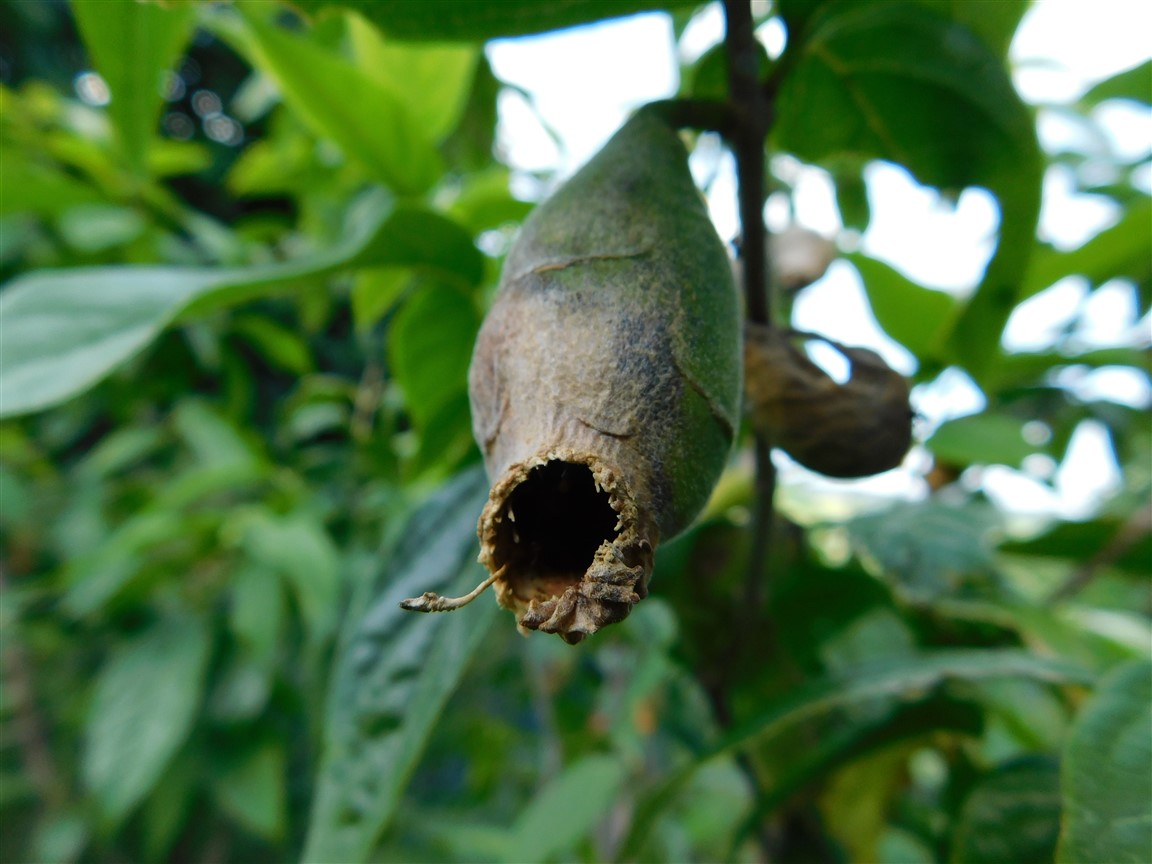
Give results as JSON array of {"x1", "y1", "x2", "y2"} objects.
[
  {"x1": 400, "y1": 105, "x2": 741, "y2": 643},
  {"x1": 477, "y1": 451, "x2": 655, "y2": 644},
  {"x1": 745, "y1": 324, "x2": 913, "y2": 478}
]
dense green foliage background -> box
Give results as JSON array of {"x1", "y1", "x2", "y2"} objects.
[{"x1": 0, "y1": 1, "x2": 1148, "y2": 862}]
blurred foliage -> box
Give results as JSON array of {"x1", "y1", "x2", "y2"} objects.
[{"x1": 1, "y1": 1, "x2": 1149, "y2": 863}]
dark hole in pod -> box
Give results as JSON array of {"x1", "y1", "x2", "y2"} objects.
[{"x1": 496, "y1": 461, "x2": 619, "y2": 600}]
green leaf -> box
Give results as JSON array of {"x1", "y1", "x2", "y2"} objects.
[
  {"x1": 303, "y1": 467, "x2": 499, "y2": 864},
  {"x1": 775, "y1": 2, "x2": 1042, "y2": 379},
  {"x1": 172, "y1": 400, "x2": 260, "y2": 470},
  {"x1": 848, "y1": 499, "x2": 1000, "y2": 601},
  {"x1": 927, "y1": 412, "x2": 1037, "y2": 468},
  {"x1": 503, "y1": 755, "x2": 628, "y2": 864},
  {"x1": 352, "y1": 267, "x2": 412, "y2": 332},
  {"x1": 0, "y1": 195, "x2": 480, "y2": 418},
  {"x1": 389, "y1": 283, "x2": 480, "y2": 430},
  {"x1": 1058, "y1": 660, "x2": 1152, "y2": 863},
  {"x1": 212, "y1": 7, "x2": 442, "y2": 194},
  {"x1": 621, "y1": 649, "x2": 1092, "y2": 861},
  {"x1": 914, "y1": 0, "x2": 1028, "y2": 60},
  {"x1": 346, "y1": 11, "x2": 478, "y2": 142},
  {"x1": 1000, "y1": 517, "x2": 1152, "y2": 577},
  {"x1": 779, "y1": 0, "x2": 1029, "y2": 62},
  {"x1": 230, "y1": 314, "x2": 313, "y2": 375},
  {"x1": 821, "y1": 742, "x2": 916, "y2": 863},
  {"x1": 293, "y1": 0, "x2": 700, "y2": 41},
  {"x1": 1081, "y1": 60, "x2": 1152, "y2": 107},
  {"x1": 0, "y1": 147, "x2": 101, "y2": 216},
  {"x1": 951, "y1": 757, "x2": 1063, "y2": 864},
  {"x1": 56, "y1": 203, "x2": 146, "y2": 252},
  {"x1": 832, "y1": 162, "x2": 871, "y2": 231},
  {"x1": 83, "y1": 616, "x2": 212, "y2": 827},
  {"x1": 214, "y1": 741, "x2": 287, "y2": 842},
  {"x1": 230, "y1": 565, "x2": 285, "y2": 667},
  {"x1": 72, "y1": 0, "x2": 195, "y2": 177},
  {"x1": 988, "y1": 346, "x2": 1151, "y2": 391},
  {"x1": 848, "y1": 253, "x2": 957, "y2": 361},
  {"x1": 1023, "y1": 196, "x2": 1152, "y2": 299},
  {"x1": 240, "y1": 509, "x2": 340, "y2": 644}
]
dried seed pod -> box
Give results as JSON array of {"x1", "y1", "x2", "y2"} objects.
[
  {"x1": 404, "y1": 106, "x2": 741, "y2": 644},
  {"x1": 745, "y1": 324, "x2": 912, "y2": 478},
  {"x1": 770, "y1": 227, "x2": 837, "y2": 292}
]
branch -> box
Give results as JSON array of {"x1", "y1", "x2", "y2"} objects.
[
  {"x1": 724, "y1": 0, "x2": 771, "y2": 327},
  {"x1": 723, "y1": 0, "x2": 776, "y2": 613},
  {"x1": 1049, "y1": 501, "x2": 1152, "y2": 603}
]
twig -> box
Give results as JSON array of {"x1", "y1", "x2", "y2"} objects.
[
  {"x1": 723, "y1": 0, "x2": 776, "y2": 611},
  {"x1": 1049, "y1": 501, "x2": 1152, "y2": 603}
]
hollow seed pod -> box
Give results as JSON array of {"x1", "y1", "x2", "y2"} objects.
[
  {"x1": 402, "y1": 105, "x2": 742, "y2": 643},
  {"x1": 744, "y1": 323, "x2": 913, "y2": 478}
]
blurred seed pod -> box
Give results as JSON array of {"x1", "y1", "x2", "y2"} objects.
[
  {"x1": 745, "y1": 323, "x2": 913, "y2": 478},
  {"x1": 770, "y1": 227, "x2": 838, "y2": 292},
  {"x1": 403, "y1": 106, "x2": 741, "y2": 643}
]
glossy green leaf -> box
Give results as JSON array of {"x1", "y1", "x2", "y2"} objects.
[
  {"x1": 447, "y1": 168, "x2": 534, "y2": 234},
  {"x1": 229, "y1": 564, "x2": 284, "y2": 667},
  {"x1": 914, "y1": 0, "x2": 1028, "y2": 59},
  {"x1": 775, "y1": 2, "x2": 1042, "y2": 379},
  {"x1": 832, "y1": 163, "x2": 871, "y2": 231},
  {"x1": 293, "y1": 0, "x2": 700, "y2": 41},
  {"x1": 988, "y1": 346, "x2": 1151, "y2": 391},
  {"x1": 779, "y1": 0, "x2": 1029, "y2": 61},
  {"x1": 214, "y1": 741, "x2": 287, "y2": 842},
  {"x1": 503, "y1": 755, "x2": 627, "y2": 864},
  {"x1": 303, "y1": 467, "x2": 499, "y2": 864},
  {"x1": 171, "y1": 400, "x2": 261, "y2": 470},
  {"x1": 1081, "y1": 60, "x2": 1152, "y2": 107},
  {"x1": 346, "y1": 12, "x2": 478, "y2": 142},
  {"x1": 230, "y1": 315, "x2": 313, "y2": 375},
  {"x1": 240, "y1": 509, "x2": 340, "y2": 644},
  {"x1": 0, "y1": 147, "x2": 101, "y2": 216},
  {"x1": 56, "y1": 203, "x2": 146, "y2": 253},
  {"x1": 1058, "y1": 660, "x2": 1152, "y2": 864},
  {"x1": 83, "y1": 616, "x2": 211, "y2": 827},
  {"x1": 848, "y1": 253, "x2": 957, "y2": 361},
  {"x1": 0, "y1": 195, "x2": 480, "y2": 418},
  {"x1": 351, "y1": 266, "x2": 412, "y2": 332},
  {"x1": 72, "y1": 0, "x2": 195, "y2": 176},
  {"x1": 389, "y1": 283, "x2": 480, "y2": 430},
  {"x1": 621, "y1": 649, "x2": 1093, "y2": 861},
  {"x1": 951, "y1": 757, "x2": 1062, "y2": 864},
  {"x1": 848, "y1": 499, "x2": 1000, "y2": 600},
  {"x1": 927, "y1": 412, "x2": 1037, "y2": 468},
  {"x1": 214, "y1": 7, "x2": 441, "y2": 194},
  {"x1": 821, "y1": 743, "x2": 916, "y2": 863},
  {"x1": 1000, "y1": 516, "x2": 1152, "y2": 577}
]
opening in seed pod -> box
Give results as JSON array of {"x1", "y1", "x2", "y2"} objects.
[{"x1": 492, "y1": 460, "x2": 620, "y2": 603}]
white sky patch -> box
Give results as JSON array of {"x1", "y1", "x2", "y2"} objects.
[
  {"x1": 488, "y1": 13, "x2": 678, "y2": 180},
  {"x1": 1038, "y1": 164, "x2": 1121, "y2": 249},
  {"x1": 1011, "y1": 0, "x2": 1152, "y2": 103},
  {"x1": 861, "y1": 163, "x2": 999, "y2": 294}
]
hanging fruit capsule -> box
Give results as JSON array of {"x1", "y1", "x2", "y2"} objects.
[
  {"x1": 402, "y1": 105, "x2": 742, "y2": 643},
  {"x1": 745, "y1": 324, "x2": 913, "y2": 478}
]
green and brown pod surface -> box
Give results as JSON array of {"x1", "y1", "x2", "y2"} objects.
[{"x1": 403, "y1": 106, "x2": 741, "y2": 643}]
